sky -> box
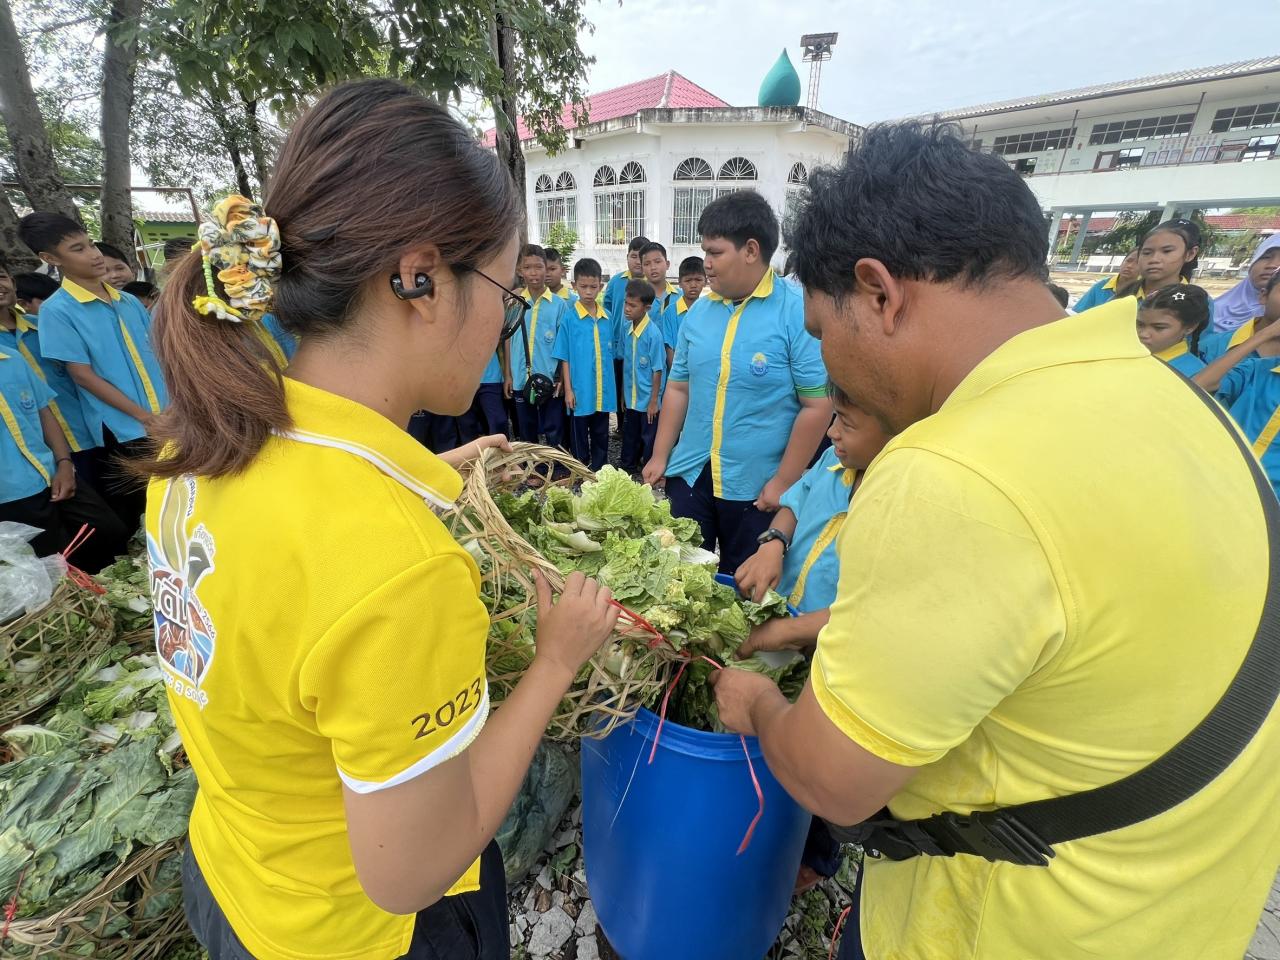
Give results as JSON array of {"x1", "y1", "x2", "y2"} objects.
[{"x1": 577, "y1": 0, "x2": 1276, "y2": 123}]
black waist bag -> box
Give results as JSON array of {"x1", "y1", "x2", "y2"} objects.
[{"x1": 830, "y1": 375, "x2": 1280, "y2": 867}]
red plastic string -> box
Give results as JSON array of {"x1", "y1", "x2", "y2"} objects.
[
  {"x1": 2, "y1": 867, "x2": 25, "y2": 941},
  {"x1": 829, "y1": 905, "x2": 853, "y2": 960},
  {"x1": 606, "y1": 599, "x2": 666, "y2": 647},
  {"x1": 646, "y1": 650, "x2": 766, "y2": 856},
  {"x1": 59, "y1": 524, "x2": 106, "y2": 594}
]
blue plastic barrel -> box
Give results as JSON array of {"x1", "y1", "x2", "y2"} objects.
[{"x1": 581, "y1": 708, "x2": 810, "y2": 959}]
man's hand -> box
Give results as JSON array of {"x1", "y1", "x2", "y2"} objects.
[
  {"x1": 641, "y1": 455, "x2": 667, "y2": 487},
  {"x1": 503, "y1": 376, "x2": 513, "y2": 400},
  {"x1": 564, "y1": 388, "x2": 576, "y2": 411},
  {"x1": 735, "y1": 542, "x2": 783, "y2": 603},
  {"x1": 738, "y1": 618, "x2": 808, "y2": 659},
  {"x1": 646, "y1": 399, "x2": 659, "y2": 424},
  {"x1": 709, "y1": 667, "x2": 785, "y2": 737},
  {"x1": 753, "y1": 475, "x2": 789, "y2": 513},
  {"x1": 50, "y1": 460, "x2": 75, "y2": 502}
]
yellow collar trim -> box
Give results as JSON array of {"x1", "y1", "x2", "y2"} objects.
[
  {"x1": 1155, "y1": 340, "x2": 1189, "y2": 361},
  {"x1": 1103, "y1": 275, "x2": 1118, "y2": 291},
  {"x1": 575, "y1": 300, "x2": 604, "y2": 320},
  {"x1": 632, "y1": 317, "x2": 651, "y2": 339},
  {"x1": 13, "y1": 307, "x2": 33, "y2": 333},
  {"x1": 276, "y1": 378, "x2": 463, "y2": 509},
  {"x1": 62, "y1": 278, "x2": 121, "y2": 303},
  {"x1": 520, "y1": 286, "x2": 555, "y2": 305},
  {"x1": 706, "y1": 270, "x2": 775, "y2": 306},
  {"x1": 0, "y1": 347, "x2": 13, "y2": 360},
  {"x1": 1135, "y1": 276, "x2": 1188, "y2": 300},
  {"x1": 676, "y1": 298, "x2": 691, "y2": 315},
  {"x1": 827, "y1": 461, "x2": 857, "y2": 486}
]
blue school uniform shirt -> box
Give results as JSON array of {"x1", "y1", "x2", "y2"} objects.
[
  {"x1": 619, "y1": 315, "x2": 665, "y2": 412},
  {"x1": 509, "y1": 287, "x2": 567, "y2": 392},
  {"x1": 663, "y1": 295, "x2": 696, "y2": 350},
  {"x1": 480, "y1": 350, "x2": 504, "y2": 385},
  {"x1": 602, "y1": 270, "x2": 633, "y2": 320},
  {"x1": 1154, "y1": 341, "x2": 1207, "y2": 377},
  {"x1": 1215, "y1": 356, "x2": 1280, "y2": 493},
  {"x1": 260, "y1": 313, "x2": 298, "y2": 363},
  {"x1": 1199, "y1": 318, "x2": 1258, "y2": 364},
  {"x1": 0, "y1": 347, "x2": 57, "y2": 503},
  {"x1": 1073, "y1": 275, "x2": 1123, "y2": 312},
  {"x1": 777, "y1": 446, "x2": 855, "y2": 614},
  {"x1": 552, "y1": 301, "x2": 617, "y2": 416},
  {"x1": 0, "y1": 308, "x2": 95, "y2": 452},
  {"x1": 35, "y1": 280, "x2": 166, "y2": 445},
  {"x1": 668, "y1": 270, "x2": 828, "y2": 502}
]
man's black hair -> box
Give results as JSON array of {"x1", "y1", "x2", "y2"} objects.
[
  {"x1": 627, "y1": 236, "x2": 651, "y2": 254},
  {"x1": 625, "y1": 278, "x2": 655, "y2": 305},
  {"x1": 1047, "y1": 283, "x2": 1070, "y2": 308},
  {"x1": 573, "y1": 258, "x2": 602, "y2": 280},
  {"x1": 96, "y1": 241, "x2": 130, "y2": 263},
  {"x1": 15, "y1": 272, "x2": 59, "y2": 302},
  {"x1": 163, "y1": 236, "x2": 196, "y2": 262},
  {"x1": 788, "y1": 121, "x2": 1048, "y2": 296},
  {"x1": 639, "y1": 241, "x2": 668, "y2": 261},
  {"x1": 678, "y1": 256, "x2": 705, "y2": 279},
  {"x1": 124, "y1": 280, "x2": 159, "y2": 300},
  {"x1": 520, "y1": 243, "x2": 547, "y2": 262},
  {"x1": 543, "y1": 246, "x2": 562, "y2": 264},
  {"x1": 18, "y1": 212, "x2": 86, "y2": 256},
  {"x1": 697, "y1": 190, "x2": 780, "y2": 262},
  {"x1": 1142, "y1": 283, "x2": 1211, "y2": 356}
]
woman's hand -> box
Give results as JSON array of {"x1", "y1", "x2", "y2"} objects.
[
  {"x1": 439, "y1": 434, "x2": 511, "y2": 468},
  {"x1": 532, "y1": 569, "x2": 619, "y2": 679}
]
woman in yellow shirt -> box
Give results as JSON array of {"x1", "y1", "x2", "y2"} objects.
[{"x1": 143, "y1": 79, "x2": 618, "y2": 960}]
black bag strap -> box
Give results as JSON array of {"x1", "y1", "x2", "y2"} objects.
[{"x1": 838, "y1": 374, "x2": 1280, "y2": 866}]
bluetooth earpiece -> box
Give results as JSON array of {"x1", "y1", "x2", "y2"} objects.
[{"x1": 390, "y1": 272, "x2": 434, "y2": 300}]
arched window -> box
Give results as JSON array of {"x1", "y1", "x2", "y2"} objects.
[
  {"x1": 674, "y1": 157, "x2": 714, "y2": 181},
  {"x1": 784, "y1": 161, "x2": 809, "y2": 228},
  {"x1": 594, "y1": 163, "x2": 646, "y2": 246},
  {"x1": 535, "y1": 170, "x2": 578, "y2": 243},
  {"x1": 718, "y1": 156, "x2": 758, "y2": 181},
  {"x1": 672, "y1": 156, "x2": 715, "y2": 244},
  {"x1": 787, "y1": 161, "x2": 808, "y2": 184}
]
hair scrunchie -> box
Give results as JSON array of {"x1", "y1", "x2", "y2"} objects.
[{"x1": 193, "y1": 194, "x2": 282, "y2": 323}]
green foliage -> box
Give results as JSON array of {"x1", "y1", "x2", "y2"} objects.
[{"x1": 545, "y1": 222, "x2": 578, "y2": 263}]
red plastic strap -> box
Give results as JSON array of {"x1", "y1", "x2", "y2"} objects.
[
  {"x1": 646, "y1": 651, "x2": 767, "y2": 855},
  {"x1": 59, "y1": 525, "x2": 106, "y2": 594},
  {"x1": 606, "y1": 599, "x2": 667, "y2": 647},
  {"x1": 830, "y1": 905, "x2": 853, "y2": 960},
  {"x1": 2, "y1": 867, "x2": 25, "y2": 941}
]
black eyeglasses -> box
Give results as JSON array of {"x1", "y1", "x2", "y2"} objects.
[{"x1": 468, "y1": 267, "x2": 531, "y2": 342}]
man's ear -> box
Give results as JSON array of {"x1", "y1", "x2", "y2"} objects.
[{"x1": 852, "y1": 259, "x2": 908, "y2": 337}]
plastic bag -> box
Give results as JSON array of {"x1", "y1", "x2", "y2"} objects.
[{"x1": 0, "y1": 522, "x2": 66, "y2": 623}]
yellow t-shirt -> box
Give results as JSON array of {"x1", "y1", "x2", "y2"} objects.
[
  {"x1": 147, "y1": 378, "x2": 489, "y2": 960},
  {"x1": 813, "y1": 298, "x2": 1280, "y2": 959}
]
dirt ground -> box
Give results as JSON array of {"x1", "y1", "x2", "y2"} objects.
[{"x1": 1050, "y1": 271, "x2": 1237, "y2": 299}]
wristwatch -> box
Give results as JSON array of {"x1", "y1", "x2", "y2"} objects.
[{"x1": 757, "y1": 527, "x2": 791, "y2": 554}]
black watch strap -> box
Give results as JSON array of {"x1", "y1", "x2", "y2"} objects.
[{"x1": 758, "y1": 527, "x2": 791, "y2": 554}]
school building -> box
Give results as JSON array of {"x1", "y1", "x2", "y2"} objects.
[
  {"x1": 916, "y1": 56, "x2": 1280, "y2": 267},
  {"x1": 487, "y1": 71, "x2": 861, "y2": 274}
]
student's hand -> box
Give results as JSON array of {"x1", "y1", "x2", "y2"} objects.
[
  {"x1": 50, "y1": 460, "x2": 75, "y2": 502},
  {"x1": 709, "y1": 667, "x2": 780, "y2": 737},
  {"x1": 564, "y1": 388, "x2": 576, "y2": 411},
  {"x1": 641, "y1": 456, "x2": 666, "y2": 487},
  {"x1": 738, "y1": 617, "x2": 807, "y2": 659},
  {"x1": 735, "y1": 543, "x2": 784, "y2": 603},
  {"x1": 503, "y1": 376, "x2": 513, "y2": 400},
  {"x1": 554, "y1": 380, "x2": 563, "y2": 399},
  {"x1": 532, "y1": 569, "x2": 620, "y2": 679},
  {"x1": 646, "y1": 400, "x2": 659, "y2": 424},
  {"x1": 753, "y1": 476, "x2": 788, "y2": 513},
  {"x1": 439, "y1": 434, "x2": 512, "y2": 468}
]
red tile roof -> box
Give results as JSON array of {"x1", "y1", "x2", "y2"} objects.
[
  {"x1": 482, "y1": 71, "x2": 728, "y2": 146},
  {"x1": 1058, "y1": 213, "x2": 1280, "y2": 236}
]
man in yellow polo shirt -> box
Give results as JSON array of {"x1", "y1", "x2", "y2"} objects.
[{"x1": 712, "y1": 122, "x2": 1280, "y2": 959}]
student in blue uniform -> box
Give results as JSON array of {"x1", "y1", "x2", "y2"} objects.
[
  {"x1": 0, "y1": 343, "x2": 126, "y2": 572},
  {"x1": 643, "y1": 191, "x2": 830, "y2": 573},
  {"x1": 663, "y1": 256, "x2": 706, "y2": 368},
  {"x1": 15, "y1": 272, "x2": 59, "y2": 316},
  {"x1": 554, "y1": 258, "x2": 616, "y2": 471},
  {"x1": 639, "y1": 242, "x2": 680, "y2": 320},
  {"x1": 1193, "y1": 285, "x2": 1280, "y2": 494},
  {"x1": 1073, "y1": 248, "x2": 1140, "y2": 312},
  {"x1": 505, "y1": 244, "x2": 568, "y2": 449},
  {"x1": 18, "y1": 213, "x2": 167, "y2": 533},
  {"x1": 617, "y1": 279, "x2": 665, "y2": 473},
  {"x1": 122, "y1": 280, "x2": 159, "y2": 310},
  {"x1": 0, "y1": 263, "x2": 99, "y2": 483},
  {"x1": 458, "y1": 349, "x2": 510, "y2": 443},
  {"x1": 544, "y1": 248, "x2": 571, "y2": 301},
  {"x1": 1138, "y1": 285, "x2": 1211, "y2": 377},
  {"x1": 602, "y1": 236, "x2": 649, "y2": 319}
]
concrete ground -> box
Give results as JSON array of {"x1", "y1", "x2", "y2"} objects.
[{"x1": 1248, "y1": 875, "x2": 1280, "y2": 959}]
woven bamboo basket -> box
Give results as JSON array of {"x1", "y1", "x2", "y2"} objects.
[
  {"x1": 2, "y1": 839, "x2": 188, "y2": 960},
  {"x1": 0, "y1": 579, "x2": 115, "y2": 728},
  {"x1": 449, "y1": 442, "x2": 679, "y2": 740}
]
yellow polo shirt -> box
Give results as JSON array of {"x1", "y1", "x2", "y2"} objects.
[
  {"x1": 813, "y1": 298, "x2": 1280, "y2": 958},
  {"x1": 147, "y1": 378, "x2": 489, "y2": 960}
]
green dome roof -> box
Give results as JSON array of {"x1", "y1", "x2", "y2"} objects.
[{"x1": 759, "y1": 49, "x2": 802, "y2": 107}]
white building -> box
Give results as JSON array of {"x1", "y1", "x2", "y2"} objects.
[
  {"x1": 488, "y1": 71, "x2": 859, "y2": 273},
  {"x1": 914, "y1": 56, "x2": 1280, "y2": 261}
]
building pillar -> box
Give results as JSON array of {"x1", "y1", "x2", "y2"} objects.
[
  {"x1": 1069, "y1": 211, "x2": 1092, "y2": 266},
  {"x1": 1046, "y1": 207, "x2": 1066, "y2": 263},
  {"x1": 1159, "y1": 200, "x2": 1181, "y2": 222}
]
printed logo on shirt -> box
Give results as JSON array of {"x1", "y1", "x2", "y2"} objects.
[
  {"x1": 543, "y1": 329, "x2": 556, "y2": 344},
  {"x1": 638, "y1": 355, "x2": 650, "y2": 368},
  {"x1": 17, "y1": 389, "x2": 35, "y2": 412},
  {"x1": 149, "y1": 476, "x2": 217, "y2": 709},
  {"x1": 750, "y1": 352, "x2": 769, "y2": 377}
]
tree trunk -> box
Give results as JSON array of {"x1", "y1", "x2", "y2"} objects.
[
  {"x1": 99, "y1": 0, "x2": 144, "y2": 256},
  {"x1": 209, "y1": 102, "x2": 253, "y2": 199},
  {"x1": 490, "y1": 7, "x2": 525, "y2": 212},
  {"x1": 0, "y1": 0, "x2": 81, "y2": 222},
  {"x1": 0, "y1": 183, "x2": 39, "y2": 271},
  {"x1": 240, "y1": 94, "x2": 269, "y2": 197}
]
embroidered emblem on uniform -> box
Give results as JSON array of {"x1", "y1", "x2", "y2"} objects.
[
  {"x1": 750, "y1": 352, "x2": 769, "y2": 376},
  {"x1": 639, "y1": 355, "x2": 649, "y2": 368},
  {"x1": 18, "y1": 390, "x2": 34, "y2": 412}
]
